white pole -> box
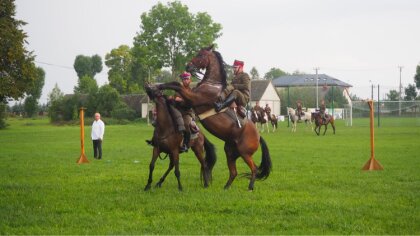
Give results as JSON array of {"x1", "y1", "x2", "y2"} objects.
[
  {"x1": 398, "y1": 66, "x2": 403, "y2": 116},
  {"x1": 314, "y1": 67, "x2": 319, "y2": 109}
]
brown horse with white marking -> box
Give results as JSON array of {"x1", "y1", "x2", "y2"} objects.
[{"x1": 157, "y1": 45, "x2": 272, "y2": 191}]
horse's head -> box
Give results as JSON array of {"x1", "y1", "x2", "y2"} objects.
[
  {"x1": 186, "y1": 45, "x2": 227, "y2": 87},
  {"x1": 186, "y1": 45, "x2": 214, "y2": 74},
  {"x1": 144, "y1": 83, "x2": 163, "y2": 101},
  {"x1": 287, "y1": 107, "x2": 295, "y2": 115}
]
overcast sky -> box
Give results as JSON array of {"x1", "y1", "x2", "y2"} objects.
[{"x1": 15, "y1": 0, "x2": 420, "y2": 103}]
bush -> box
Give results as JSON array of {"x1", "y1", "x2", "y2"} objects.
[
  {"x1": 111, "y1": 102, "x2": 136, "y2": 120},
  {"x1": 0, "y1": 102, "x2": 7, "y2": 129}
]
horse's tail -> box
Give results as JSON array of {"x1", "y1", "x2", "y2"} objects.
[
  {"x1": 203, "y1": 135, "x2": 217, "y2": 178},
  {"x1": 256, "y1": 136, "x2": 272, "y2": 180}
]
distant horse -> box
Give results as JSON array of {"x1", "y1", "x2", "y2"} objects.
[
  {"x1": 251, "y1": 108, "x2": 270, "y2": 133},
  {"x1": 287, "y1": 107, "x2": 312, "y2": 132},
  {"x1": 144, "y1": 84, "x2": 217, "y2": 191},
  {"x1": 270, "y1": 114, "x2": 278, "y2": 132},
  {"x1": 311, "y1": 111, "x2": 336, "y2": 136},
  {"x1": 157, "y1": 45, "x2": 272, "y2": 191}
]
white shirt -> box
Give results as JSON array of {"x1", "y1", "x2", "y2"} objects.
[{"x1": 91, "y1": 119, "x2": 105, "y2": 140}]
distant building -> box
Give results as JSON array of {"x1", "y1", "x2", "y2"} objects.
[{"x1": 250, "y1": 80, "x2": 281, "y2": 116}]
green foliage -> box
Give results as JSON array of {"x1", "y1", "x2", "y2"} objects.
[
  {"x1": 133, "y1": 1, "x2": 222, "y2": 79},
  {"x1": 414, "y1": 64, "x2": 420, "y2": 89},
  {"x1": 0, "y1": 101, "x2": 6, "y2": 129},
  {"x1": 73, "y1": 54, "x2": 103, "y2": 79},
  {"x1": 47, "y1": 83, "x2": 64, "y2": 104},
  {"x1": 48, "y1": 94, "x2": 80, "y2": 122},
  {"x1": 111, "y1": 102, "x2": 136, "y2": 121},
  {"x1": 249, "y1": 67, "x2": 259, "y2": 80},
  {"x1": 156, "y1": 69, "x2": 173, "y2": 83},
  {"x1": 94, "y1": 85, "x2": 121, "y2": 117},
  {"x1": 386, "y1": 89, "x2": 399, "y2": 101},
  {"x1": 404, "y1": 84, "x2": 417, "y2": 101},
  {"x1": 0, "y1": 118, "x2": 419, "y2": 234},
  {"x1": 22, "y1": 67, "x2": 45, "y2": 117},
  {"x1": 264, "y1": 67, "x2": 288, "y2": 80},
  {"x1": 23, "y1": 96, "x2": 38, "y2": 117},
  {"x1": 0, "y1": 0, "x2": 37, "y2": 128},
  {"x1": 105, "y1": 45, "x2": 133, "y2": 94},
  {"x1": 324, "y1": 86, "x2": 348, "y2": 107},
  {"x1": 73, "y1": 75, "x2": 98, "y2": 94}
]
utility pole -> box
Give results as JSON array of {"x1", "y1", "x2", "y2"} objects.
[
  {"x1": 398, "y1": 66, "x2": 403, "y2": 116},
  {"x1": 314, "y1": 67, "x2": 320, "y2": 109}
]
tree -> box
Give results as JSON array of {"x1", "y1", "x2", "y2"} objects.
[
  {"x1": 74, "y1": 75, "x2": 98, "y2": 94},
  {"x1": 264, "y1": 67, "x2": 288, "y2": 80},
  {"x1": 48, "y1": 83, "x2": 64, "y2": 104},
  {"x1": 133, "y1": 1, "x2": 222, "y2": 79},
  {"x1": 404, "y1": 84, "x2": 417, "y2": 101},
  {"x1": 249, "y1": 67, "x2": 260, "y2": 80},
  {"x1": 415, "y1": 64, "x2": 420, "y2": 89},
  {"x1": 386, "y1": 90, "x2": 399, "y2": 101},
  {"x1": 324, "y1": 87, "x2": 348, "y2": 107},
  {"x1": 23, "y1": 67, "x2": 45, "y2": 117},
  {"x1": 1, "y1": 0, "x2": 38, "y2": 127},
  {"x1": 105, "y1": 45, "x2": 134, "y2": 94},
  {"x1": 73, "y1": 54, "x2": 103, "y2": 79}
]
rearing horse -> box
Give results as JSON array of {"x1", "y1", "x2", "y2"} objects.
[
  {"x1": 144, "y1": 84, "x2": 217, "y2": 191},
  {"x1": 158, "y1": 45, "x2": 272, "y2": 191}
]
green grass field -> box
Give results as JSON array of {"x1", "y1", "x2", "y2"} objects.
[{"x1": 0, "y1": 117, "x2": 419, "y2": 234}]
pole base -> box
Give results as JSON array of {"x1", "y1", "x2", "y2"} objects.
[
  {"x1": 362, "y1": 157, "x2": 383, "y2": 171},
  {"x1": 77, "y1": 153, "x2": 89, "y2": 164}
]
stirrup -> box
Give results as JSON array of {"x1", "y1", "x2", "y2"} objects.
[
  {"x1": 214, "y1": 102, "x2": 224, "y2": 112},
  {"x1": 180, "y1": 144, "x2": 189, "y2": 153}
]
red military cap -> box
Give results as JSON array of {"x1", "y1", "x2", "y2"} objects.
[
  {"x1": 233, "y1": 60, "x2": 244, "y2": 67},
  {"x1": 180, "y1": 72, "x2": 191, "y2": 80}
]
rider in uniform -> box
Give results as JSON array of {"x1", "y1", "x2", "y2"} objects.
[
  {"x1": 214, "y1": 60, "x2": 250, "y2": 118},
  {"x1": 319, "y1": 100, "x2": 327, "y2": 123},
  {"x1": 264, "y1": 104, "x2": 271, "y2": 118},
  {"x1": 296, "y1": 100, "x2": 303, "y2": 120},
  {"x1": 169, "y1": 72, "x2": 195, "y2": 152},
  {"x1": 146, "y1": 72, "x2": 193, "y2": 153}
]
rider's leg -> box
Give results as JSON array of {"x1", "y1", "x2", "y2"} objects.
[
  {"x1": 214, "y1": 92, "x2": 237, "y2": 112},
  {"x1": 169, "y1": 105, "x2": 188, "y2": 152}
]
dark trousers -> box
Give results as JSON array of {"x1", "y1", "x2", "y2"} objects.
[{"x1": 92, "y1": 139, "x2": 102, "y2": 159}]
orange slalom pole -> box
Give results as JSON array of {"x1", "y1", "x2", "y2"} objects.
[
  {"x1": 362, "y1": 100, "x2": 383, "y2": 170},
  {"x1": 77, "y1": 107, "x2": 89, "y2": 164}
]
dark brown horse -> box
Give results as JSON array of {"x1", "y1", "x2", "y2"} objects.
[
  {"x1": 311, "y1": 111, "x2": 336, "y2": 136},
  {"x1": 144, "y1": 84, "x2": 217, "y2": 191},
  {"x1": 157, "y1": 45, "x2": 272, "y2": 191}
]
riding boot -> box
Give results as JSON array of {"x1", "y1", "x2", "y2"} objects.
[
  {"x1": 180, "y1": 131, "x2": 190, "y2": 153},
  {"x1": 236, "y1": 106, "x2": 246, "y2": 118},
  {"x1": 214, "y1": 93, "x2": 236, "y2": 112}
]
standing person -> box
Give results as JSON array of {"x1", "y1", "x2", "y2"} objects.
[
  {"x1": 91, "y1": 112, "x2": 105, "y2": 159},
  {"x1": 214, "y1": 59, "x2": 250, "y2": 117}
]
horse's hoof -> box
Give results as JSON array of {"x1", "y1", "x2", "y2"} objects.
[
  {"x1": 178, "y1": 186, "x2": 183, "y2": 191},
  {"x1": 144, "y1": 185, "x2": 151, "y2": 191},
  {"x1": 155, "y1": 182, "x2": 162, "y2": 188}
]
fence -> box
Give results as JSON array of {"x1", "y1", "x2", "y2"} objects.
[{"x1": 343, "y1": 100, "x2": 420, "y2": 127}]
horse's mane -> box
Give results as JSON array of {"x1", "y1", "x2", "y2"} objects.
[{"x1": 213, "y1": 50, "x2": 227, "y2": 88}]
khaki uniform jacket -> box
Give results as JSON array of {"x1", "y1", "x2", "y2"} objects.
[{"x1": 231, "y1": 72, "x2": 251, "y2": 101}]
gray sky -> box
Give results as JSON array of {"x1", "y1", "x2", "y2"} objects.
[{"x1": 15, "y1": 0, "x2": 420, "y2": 103}]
